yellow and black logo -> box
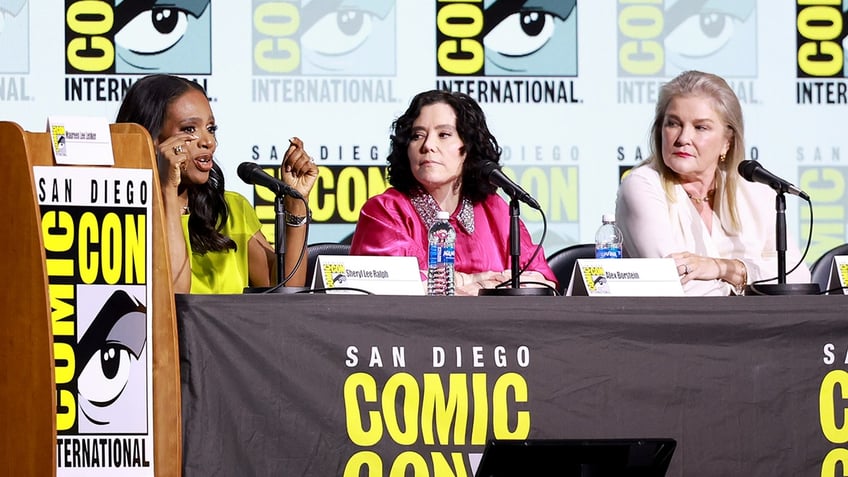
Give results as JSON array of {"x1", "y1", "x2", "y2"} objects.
[
  {"x1": 435, "y1": 0, "x2": 577, "y2": 77},
  {"x1": 796, "y1": 0, "x2": 848, "y2": 78},
  {"x1": 795, "y1": 1, "x2": 848, "y2": 103},
  {"x1": 65, "y1": 1, "x2": 211, "y2": 74}
]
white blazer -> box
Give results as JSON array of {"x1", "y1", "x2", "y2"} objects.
[{"x1": 616, "y1": 164, "x2": 811, "y2": 296}]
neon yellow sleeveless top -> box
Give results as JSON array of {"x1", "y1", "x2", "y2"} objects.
[{"x1": 182, "y1": 191, "x2": 262, "y2": 294}]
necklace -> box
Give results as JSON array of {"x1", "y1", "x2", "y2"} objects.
[
  {"x1": 686, "y1": 190, "x2": 714, "y2": 204},
  {"x1": 409, "y1": 187, "x2": 475, "y2": 233}
]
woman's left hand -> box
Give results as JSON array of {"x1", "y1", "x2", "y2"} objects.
[
  {"x1": 281, "y1": 137, "x2": 318, "y2": 200},
  {"x1": 670, "y1": 251, "x2": 720, "y2": 284}
]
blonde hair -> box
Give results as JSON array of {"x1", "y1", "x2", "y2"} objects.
[{"x1": 645, "y1": 70, "x2": 744, "y2": 232}]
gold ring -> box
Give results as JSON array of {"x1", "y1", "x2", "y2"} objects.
[{"x1": 174, "y1": 145, "x2": 184, "y2": 154}]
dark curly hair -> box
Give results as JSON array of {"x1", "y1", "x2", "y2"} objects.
[
  {"x1": 116, "y1": 74, "x2": 235, "y2": 254},
  {"x1": 387, "y1": 90, "x2": 500, "y2": 203}
]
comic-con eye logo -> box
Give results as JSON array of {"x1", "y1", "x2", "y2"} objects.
[
  {"x1": 77, "y1": 289, "x2": 148, "y2": 433},
  {"x1": 796, "y1": 0, "x2": 848, "y2": 78},
  {"x1": 617, "y1": 0, "x2": 757, "y2": 77},
  {"x1": 436, "y1": 0, "x2": 577, "y2": 77},
  {"x1": 65, "y1": 0, "x2": 211, "y2": 74},
  {"x1": 0, "y1": 0, "x2": 28, "y2": 73},
  {"x1": 252, "y1": 0, "x2": 396, "y2": 75}
]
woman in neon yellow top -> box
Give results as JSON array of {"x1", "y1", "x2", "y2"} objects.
[{"x1": 117, "y1": 75, "x2": 317, "y2": 293}]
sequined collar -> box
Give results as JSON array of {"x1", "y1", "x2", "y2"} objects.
[{"x1": 410, "y1": 188, "x2": 475, "y2": 234}]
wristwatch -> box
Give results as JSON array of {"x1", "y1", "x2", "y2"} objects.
[{"x1": 284, "y1": 210, "x2": 310, "y2": 227}]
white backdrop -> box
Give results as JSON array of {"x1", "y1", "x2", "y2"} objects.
[{"x1": 2, "y1": 1, "x2": 846, "y2": 264}]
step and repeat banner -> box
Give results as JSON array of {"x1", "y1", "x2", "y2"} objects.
[{"x1": 1, "y1": 1, "x2": 846, "y2": 262}]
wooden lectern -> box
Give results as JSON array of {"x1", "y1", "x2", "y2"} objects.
[{"x1": 0, "y1": 121, "x2": 181, "y2": 477}]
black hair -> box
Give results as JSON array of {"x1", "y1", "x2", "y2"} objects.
[
  {"x1": 116, "y1": 74, "x2": 235, "y2": 254},
  {"x1": 386, "y1": 90, "x2": 500, "y2": 203}
]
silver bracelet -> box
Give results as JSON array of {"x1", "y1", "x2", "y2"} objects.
[{"x1": 284, "y1": 210, "x2": 310, "y2": 227}]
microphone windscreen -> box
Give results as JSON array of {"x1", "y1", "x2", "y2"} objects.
[
  {"x1": 737, "y1": 160, "x2": 757, "y2": 182},
  {"x1": 480, "y1": 160, "x2": 500, "y2": 177},
  {"x1": 237, "y1": 162, "x2": 257, "y2": 182}
]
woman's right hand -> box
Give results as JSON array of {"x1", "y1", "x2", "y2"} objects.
[
  {"x1": 157, "y1": 133, "x2": 198, "y2": 189},
  {"x1": 281, "y1": 136, "x2": 318, "y2": 199}
]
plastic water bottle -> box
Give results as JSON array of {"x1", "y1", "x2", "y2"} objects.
[
  {"x1": 427, "y1": 211, "x2": 456, "y2": 296},
  {"x1": 595, "y1": 214, "x2": 623, "y2": 259}
]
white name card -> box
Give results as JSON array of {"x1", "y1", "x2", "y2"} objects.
[
  {"x1": 566, "y1": 258, "x2": 684, "y2": 296},
  {"x1": 826, "y1": 255, "x2": 848, "y2": 294},
  {"x1": 311, "y1": 255, "x2": 425, "y2": 295},
  {"x1": 47, "y1": 115, "x2": 114, "y2": 165}
]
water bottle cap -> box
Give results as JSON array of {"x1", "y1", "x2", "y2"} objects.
[
  {"x1": 602, "y1": 213, "x2": 616, "y2": 223},
  {"x1": 436, "y1": 210, "x2": 450, "y2": 220}
]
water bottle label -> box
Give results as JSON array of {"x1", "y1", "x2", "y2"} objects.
[
  {"x1": 429, "y1": 244, "x2": 456, "y2": 264},
  {"x1": 428, "y1": 244, "x2": 440, "y2": 265},
  {"x1": 595, "y1": 247, "x2": 622, "y2": 259},
  {"x1": 443, "y1": 246, "x2": 455, "y2": 265}
]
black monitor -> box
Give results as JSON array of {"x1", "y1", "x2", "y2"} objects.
[{"x1": 475, "y1": 438, "x2": 677, "y2": 477}]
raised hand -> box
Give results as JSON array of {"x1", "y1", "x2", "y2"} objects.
[
  {"x1": 281, "y1": 137, "x2": 318, "y2": 199},
  {"x1": 158, "y1": 132, "x2": 198, "y2": 188}
]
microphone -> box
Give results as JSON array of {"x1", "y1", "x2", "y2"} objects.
[
  {"x1": 481, "y1": 160, "x2": 541, "y2": 210},
  {"x1": 737, "y1": 160, "x2": 809, "y2": 201},
  {"x1": 237, "y1": 162, "x2": 303, "y2": 199}
]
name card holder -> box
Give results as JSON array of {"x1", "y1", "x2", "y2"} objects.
[
  {"x1": 47, "y1": 116, "x2": 114, "y2": 165},
  {"x1": 825, "y1": 255, "x2": 848, "y2": 295},
  {"x1": 566, "y1": 258, "x2": 684, "y2": 296},
  {"x1": 311, "y1": 255, "x2": 425, "y2": 295}
]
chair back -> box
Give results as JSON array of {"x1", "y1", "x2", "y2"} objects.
[
  {"x1": 546, "y1": 243, "x2": 596, "y2": 295},
  {"x1": 810, "y1": 243, "x2": 848, "y2": 292},
  {"x1": 306, "y1": 242, "x2": 352, "y2": 285}
]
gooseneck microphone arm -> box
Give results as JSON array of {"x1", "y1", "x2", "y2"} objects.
[
  {"x1": 481, "y1": 160, "x2": 541, "y2": 210},
  {"x1": 738, "y1": 160, "x2": 810, "y2": 201},
  {"x1": 237, "y1": 162, "x2": 303, "y2": 200}
]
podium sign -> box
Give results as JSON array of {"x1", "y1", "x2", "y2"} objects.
[
  {"x1": 35, "y1": 166, "x2": 155, "y2": 476},
  {"x1": 566, "y1": 258, "x2": 684, "y2": 296},
  {"x1": 311, "y1": 255, "x2": 425, "y2": 295}
]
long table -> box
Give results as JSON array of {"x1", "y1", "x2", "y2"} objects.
[{"x1": 176, "y1": 294, "x2": 847, "y2": 477}]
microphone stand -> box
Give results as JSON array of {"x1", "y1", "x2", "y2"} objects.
[
  {"x1": 275, "y1": 194, "x2": 286, "y2": 286},
  {"x1": 244, "y1": 192, "x2": 307, "y2": 294},
  {"x1": 745, "y1": 191, "x2": 819, "y2": 295},
  {"x1": 776, "y1": 192, "x2": 787, "y2": 284},
  {"x1": 479, "y1": 197, "x2": 554, "y2": 296}
]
